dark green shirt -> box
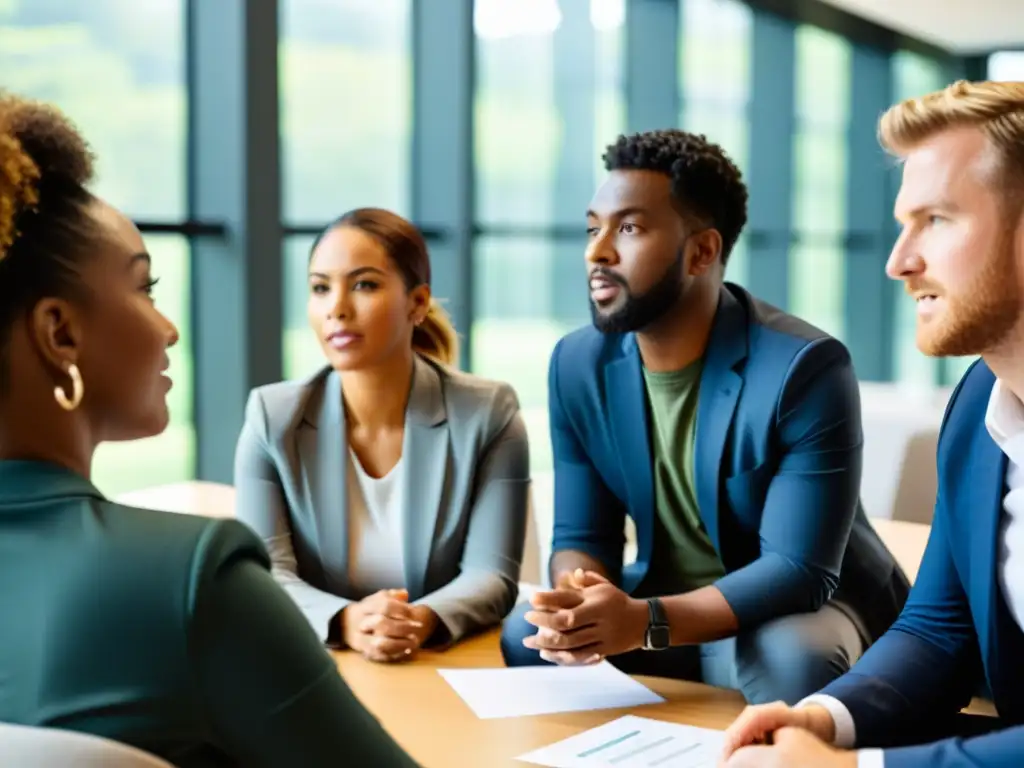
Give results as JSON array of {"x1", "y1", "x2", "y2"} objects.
[
  {"x1": 0, "y1": 460, "x2": 418, "y2": 768},
  {"x1": 638, "y1": 361, "x2": 726, "y2": 597}
]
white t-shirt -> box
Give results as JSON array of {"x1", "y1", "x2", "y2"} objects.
[{"x1": 345, "y1": 448, "x2": 407, "y2": 596}]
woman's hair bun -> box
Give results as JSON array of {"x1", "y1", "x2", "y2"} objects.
[
  {"x1": 0, "y1": 93, "x2": 94, "y2": 185},
  {"x1": 0, "y1": 93, "x2": 95, "y2": 258},
  {"x1": 0, "y1": 128, "x2": 39, "y2": 258}
]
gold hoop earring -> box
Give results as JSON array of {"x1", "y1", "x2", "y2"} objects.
[{"x1": 54, "y1": 363, "x2": 84, "y2": 412}]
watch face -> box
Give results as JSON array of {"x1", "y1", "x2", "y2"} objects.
[{"x1": 646, "y1": 625, "x2": 671, "y2": 650}]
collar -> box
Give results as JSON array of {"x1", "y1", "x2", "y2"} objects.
[
  {"x1": 303, "y1": 353, "x2": 447, "y2": 430},
  {"x1": 0, "y1": 460, "x2": 104, "y2": 508},
  {"x1": 985, "y1": 379, "x2": 1024, "y2": 459},
  {"x1": 616, "y1": 283, "x2": 749, "y2": 372}
]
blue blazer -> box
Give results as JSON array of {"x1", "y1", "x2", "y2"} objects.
[
  {"x1": 822, "y1": 361, "x2": 1024, "y2": 768},
  {"x1": 549, "y1": 284, "x2": 908, "y2": 641}
]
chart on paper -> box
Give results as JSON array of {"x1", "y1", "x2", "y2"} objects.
[{"x1": 517, "y1": 715, "x2": 725, "y2": 768}]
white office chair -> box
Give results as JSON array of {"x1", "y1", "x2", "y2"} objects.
[{"x1": 0, "y1": 722, "x2": 174, "y2": 767}]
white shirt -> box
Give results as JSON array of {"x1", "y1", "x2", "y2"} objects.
[
  {"x1": 802, "y1": 379, "x2": 1024, "y2": 768},
  {"x1": 346, "y1": 449, "x2": 407, "y2": 596}
]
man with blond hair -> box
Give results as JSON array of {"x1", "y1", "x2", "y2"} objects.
[{"x1": 718, "y1": 79, "x2": 1024, "y2": 768}]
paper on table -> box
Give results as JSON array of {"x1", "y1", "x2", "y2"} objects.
[
  {"x1": 436, "y1": 662, "x2": 665, "y2": 719},
  {"x1": 516, "y1": 715, "x2": 725, "y2": 768}
]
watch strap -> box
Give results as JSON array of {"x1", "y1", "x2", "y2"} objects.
[{"x1": 647, "y1": 597, "x2": 668, "y2": 627}]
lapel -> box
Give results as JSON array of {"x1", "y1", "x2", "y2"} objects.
[
  {"x1": 969, "y1": 425, "x2": 1009, "y2": 687},
  {"x1": 294, "y1": 360, "x2": 451, "y2": 598},
  {"x1": 605, "y1": 337, "x2": 655, "y2": 571},
  {"x1": 400, "y1": 356, "x2": 450, "y2": 599},
  {"x1": 694, "y1": 287, "x2": 748, "y2": 553},
  {"x1": 296, "y1": 368, "x2": 349, "y2": 590}
]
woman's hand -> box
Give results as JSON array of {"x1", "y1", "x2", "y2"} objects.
[{"x1": 341, "y1": 589, "x2": 438, "y2": 662}]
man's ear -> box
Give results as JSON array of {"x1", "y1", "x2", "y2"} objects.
[
  {"x1": 686, "y1": 228, "x2": 723, "y2": 276},
  {"x1": 29, "y1": 298, "x2": 82, "y2": 372}
]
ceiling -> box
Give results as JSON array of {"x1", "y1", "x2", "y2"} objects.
[{"x1": 818, "y1": 0, "x2": 1024, "y2": 53}]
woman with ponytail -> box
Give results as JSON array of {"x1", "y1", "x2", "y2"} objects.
[{"x1": 234, "y1": 208, "x2": 530, "y2": 661}]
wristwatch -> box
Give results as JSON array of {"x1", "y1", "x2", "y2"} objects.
[{"x1": 642, "y1": 598, "x2": 671, "y2": 651}]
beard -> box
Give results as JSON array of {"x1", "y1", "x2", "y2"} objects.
[
  {"x1": 590, "y1": 249, "x2": 685, "y2": 334},
  {"x1": 916, "y1": 237, "x2": 1021, "y2": 357}
]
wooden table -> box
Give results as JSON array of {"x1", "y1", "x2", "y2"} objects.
[
  {"x1": 334, "y1": 629, "x2": 746, "y2": 768},
  {"x1": 868, "y1": 517, "x2": 931, "y2": 583}
]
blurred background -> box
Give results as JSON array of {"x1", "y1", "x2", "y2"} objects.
[{"x1": 3, "y1": 0, "x2": 1022, "y2": 497}]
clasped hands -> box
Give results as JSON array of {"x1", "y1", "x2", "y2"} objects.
[
  {"x1": 522, "y1": 569, "x2": 649, "y2": 664},
  {"x1": 341, "y1": 588, "x2": 438, "y2": 663},
  {"x1": 524, "y1": 574, "x2": 857, "y2": 768},
  {"x1": 715, "y1": 701, "x2": 856, "y2": 768}
]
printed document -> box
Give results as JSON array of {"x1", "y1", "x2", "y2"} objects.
[
  {"x1": 437, "y1": 662, "x2": 665, "y2": 719},
  {"x1": 516, "y1": 715, "x2": 725, "y2": 767}
]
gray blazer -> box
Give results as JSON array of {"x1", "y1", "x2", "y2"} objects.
[{"x1": 233, "y1": 355, "x2": 530, "y2": 646}]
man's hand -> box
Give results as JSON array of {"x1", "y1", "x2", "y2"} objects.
[
  {"x1": 720, "y1": 702, "x2": 837, "y2": 762},
  {"x1": 552, "y1": 567, "x2": 587, "y2": 590},
  {"x1": 523, "y1": 570, "x2": 648, "y2": 664},
  {"x1": 342, "y1": 588, "x2": 434, "y2": 663},
  {"x1": 720, "y1": 727, "x2": 857, "y2": 768}
]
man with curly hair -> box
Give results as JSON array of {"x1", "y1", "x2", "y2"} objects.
[{"x1": 500, "y1": 129, "x2": 908, "y2": 706}]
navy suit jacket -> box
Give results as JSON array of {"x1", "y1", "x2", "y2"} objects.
[
  {"x1": 822, "y1": 361, "x2": 1024, "y2": 768},
  {"x1": 549, "y1": 283, "x2": 908, "y2": 641}
]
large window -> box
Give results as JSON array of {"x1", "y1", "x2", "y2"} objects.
[
  {"x1": 890, "y1": 52, "x2": 949, "y2": 388},
  {"x1": 1, "y1": 0, "x2": 191, "y2": 496},
  {"x1": 789, "y1": 25, "x2": 851, "y2": 339},
  {"x1": 279, "y1": 0, "x2": 413, "y2": 379},
  {"x1": 678, "y1": 0, "x2": 753, "y2": 285},
  {"x1": 472, "y1": 0, "x2": 626, "y2": 473},
  {"x1": 0, "y1": 0, "x2": 186, "y2": 220}
]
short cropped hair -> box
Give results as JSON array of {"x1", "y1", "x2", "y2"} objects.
[{"x1": 602, "y1": 129, "x2": 748, "y2": 264}]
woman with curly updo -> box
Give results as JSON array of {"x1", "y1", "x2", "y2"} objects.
[{"x1": 0, "y1": 93, "x2": 418, "y2": 767}]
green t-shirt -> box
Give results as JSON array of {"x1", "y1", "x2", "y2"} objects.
[{"x1": 637, "y1": 359, "x2": 726, "y2": 597}]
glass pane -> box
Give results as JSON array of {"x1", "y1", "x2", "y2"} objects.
[
  {"x1": 788, "y1": 244, "x2": 845, "y2": 340},
  {"x1": 681, "y1": 103, "x2": 749, "y2": 175},
  {"x1": 794, "y1": 25, "x2": 851, "y2": 129},
  {"x1": 792, "y1": 131, "x2": 848, "y2": 202},
  {"x1": 0, "y1": 0, "x2": 186, "y2": 219},
  {"x1": 791, "y1": 181, "x2": 847, "y2": 235},
  {"x1": 474, "y1": 0, "x2": 625, "y2": 226},
  {"x1": 475, "y1": 9, "x2": 558, "y2": 226},
  {"x1": 471, "y1": 236, "x2": 589, "y2": 474},
  {"x1": 989, "y1": 51, "x2": 1024, "y2": 81},
  {"x1": 282, "y1": 235, "x2": 325, "y2": 380},
  {"x1": 679, "y1": 0, "x2": 752, "y2": 108},
  {"x1": 279, "y1": 0, "x2": 412, "y2": 223},
  {"x1": 724, "y1": 234, "x2": 749, "y2": 287},
  {"x1": 791, "y1": 132, "x2": 847, "y2": 235},
  {"x1": 890, "y1": 51, "x2": 949, "y2": 386},
  {"x1": 893, "y1": 50, "x2": 949, "y2": 101},
  {"x1": 93, "y1": 235, "x2": 195, "y2": 495},
  {"x1": 593, "y1": 0, "x2": 627, "y2": 183},
  {"x1": 789, "y1": 26, "x2": 849, "y2": 339},
  {"x1": 789, "y1": 131, "x2": 847, "y2": 333},
  {"x1": 944, "y1": 356, "x2": 981, "y2": 386}
]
